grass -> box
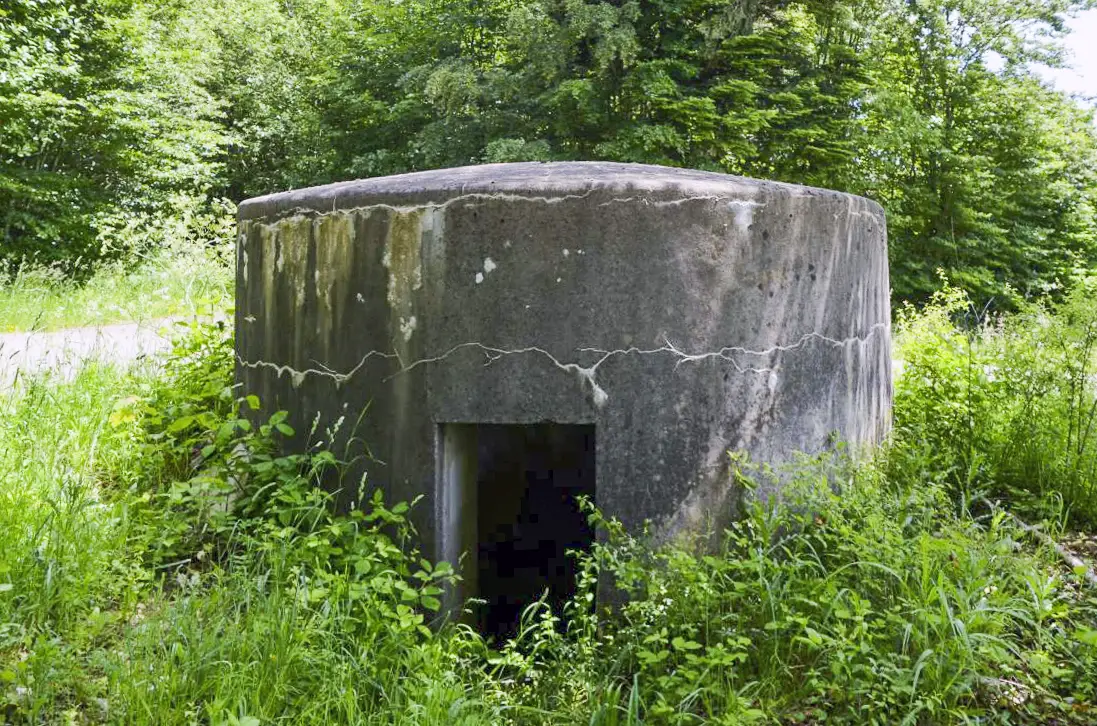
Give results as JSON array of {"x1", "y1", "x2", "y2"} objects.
[
  {"x1": 891, "y1": 279, "x2": 1097, "y2": 528},
  {"x1": 3, "y1": 339, "x2": 1096, "y2": 723},
  {"x1": 3, "y1": 269, "x2": 1097, "y2": 723},
  {"x1": 0, "y1": 323, "x2": 493, "y2": 724},
  {"x1": 0, "y1": 361, "x2": 157, "y2": 721},
  {"x1": 0, "y1": 243, "x2": 232, "y2": 332}
]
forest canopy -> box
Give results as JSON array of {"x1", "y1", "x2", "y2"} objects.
[{"x1": 2, "y1": 0, "x2": 1096, "y2": 305}]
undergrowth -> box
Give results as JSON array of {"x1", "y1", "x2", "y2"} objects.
[
  {"x1": 892, "y1": 277, "x2": 1097, "y2": 528},
  {"x1": 0, "y1": 209, "x2": 234, "y2": 332},
  {"x1": 2, "y1": 287, "x2": 1097, "y2": 723}
]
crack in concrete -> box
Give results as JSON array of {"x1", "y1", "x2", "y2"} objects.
[
  {"x1": 595, "y1": 196, "x2": 767, "y2": 210},
  {"x1": 243, "y1": 189, "x2": 846, "y2": 226},
  {"x1": 260, "y1": 189, "x2": 604, "y2": 222},
  {"x1": 236, "y1": 322, "x2": 890, "y2": 408},
  {"x1": 237, "y1": 350, "x2": 399, "y2": 388}
]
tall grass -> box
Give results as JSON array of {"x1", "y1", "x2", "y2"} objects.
[
  {"x1": 0, "y1": 242, "x2": 232, "y2": 333},
  {"x1": 2, "y1": 293, "x2": 1097, "y2": 723},
  {"x1": 891, "y1": 279, "x2": 1097, "y2": 527},
  {"x1": 0, "y1": 326, "x2": 500, "y2": 724},
  {"x1": 0, "y1": 362, "x2": 157, "y2": 720},
  {"x1": 109, "y1": 556, "x2": 493, "y2": 725},
  {"x1": 473, "y1": 459, "x2": 1097, "y2": 724}
]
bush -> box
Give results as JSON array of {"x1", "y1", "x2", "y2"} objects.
[
  {"x1": 480, "y1": 458, "x2": 1097, "y2": 724},
  {"x1": 891, "y1": 278, "x2": 1097, "y2": 527},
  {"x1": 1, "y1": 320, "x2": 487, "y2": 723},
  {"x1": 5, "y1": 302, "x2": 1097, "y2": 724}
]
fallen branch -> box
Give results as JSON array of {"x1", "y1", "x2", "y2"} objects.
[{"x1": 978, "y1": 497, "x2": 1097, "y2": 589}]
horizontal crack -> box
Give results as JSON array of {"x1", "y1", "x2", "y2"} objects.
[
  {"x1": 237, "y1": 350, "x2": 398, "y2": 388},
  {"x1": 236, "y1": 322, "x2": 890, "y2": 408}
]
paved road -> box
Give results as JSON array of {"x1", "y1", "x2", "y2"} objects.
[{"x1": 0, "y1": 319, "x2": 176, "y2": 386}]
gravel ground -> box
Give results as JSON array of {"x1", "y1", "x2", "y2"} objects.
[{"x1": 0, "y1": 319, "x2": 176, "y2": 387}]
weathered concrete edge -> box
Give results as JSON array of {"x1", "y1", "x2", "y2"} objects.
[{"x1": 238, "y1": 162, "x2": 886, "y2": 223}]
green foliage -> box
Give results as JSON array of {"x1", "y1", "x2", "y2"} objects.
[
  {"x1": 472, "y1": 459, "x2": 1097, "y2": 724},
  {"x1": 891, "y1": 276, "x2": 1097, "y2": 526},
  {"x1": 109, "y1": 317, "x2": 459, "y2": 624},
  {"x1": 5, "y1": 0, "x2": 1097, "y2": 304},
  {"x1": 0, "y1": 207, "x2": 234, "y2": 332},
  {"x1": 862, "y1": 1, "x2": 1097, "y2": 304},
  {"x1": 0, "y1": 0, "x2": 225, "y2": 267},
  {"x1": 317, "y1": 0, "x2": 874, "y2": 184},
  {"x1": 106, "y1": 560, "x2": 485, "y2": 726},
  {"x1": 0, "y1": 321, "x2": 481, "y2": 723},
  {"x1": 5, "y1": 310, "x2": 1097, "y2": 723},
  {"x1": 0, "y1": 361, "x2": 158, "y2": 721},
  {"x1": 164, "y1": 0, "x2": 347, "y2": 199}
]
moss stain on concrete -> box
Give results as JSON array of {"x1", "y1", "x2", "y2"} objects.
[
  {"x1": 256, "y1": 221, "x2": 278, "y2": 351},
  {"x1": 313, "y1": 213, "x2": 356, "y2": 348},
  {"x1": 280, "y1": 216, "x2": 312, "y2": 316},
  {"x1": 383, "y1": 210, "x2": 424, "y2": 350}
]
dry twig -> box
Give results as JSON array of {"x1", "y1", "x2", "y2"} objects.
[{"x1": 979, "y1": 496, "x2": 1097, "y2": 588}]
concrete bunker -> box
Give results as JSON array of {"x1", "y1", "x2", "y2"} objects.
[{"x1": 235, "y1": 161, "x2": 893, "y2": 625}]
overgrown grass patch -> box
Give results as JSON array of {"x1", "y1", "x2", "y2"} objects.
[
  {"x1": 891, "y1": 278, "x2": 1097, "y2": 528},
  {"x1": 3, "y1": 292, "x2": 1097, "y2": 723},
  {"x1": 0, "y1": 361, "x2": 158, "y2": 721},
  {"x1": 0, "y1": 241, "x2": 232, "y2": 333},
  {"x1": 468, "y1": 455, "x2": 1097, "y2": 724}
]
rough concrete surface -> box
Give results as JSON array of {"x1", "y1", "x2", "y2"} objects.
[
  {"x1": 0, "y1": 320, "x2": 175, "y2": 386},
  {"x1": 235, "y1": 162, "x2": 892, "y2": 570}
]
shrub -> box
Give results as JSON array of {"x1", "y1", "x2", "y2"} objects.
[
  {"x1": 891, "y1": 277, "x2": 1097, "y2": 527},
  {"x1": 483, "y1": 458, "x2": 1097, "y2": 724}
]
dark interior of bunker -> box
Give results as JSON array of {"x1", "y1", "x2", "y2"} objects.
[{"x1": 474, "y1": 424, "x2": 596, "y2": 640}]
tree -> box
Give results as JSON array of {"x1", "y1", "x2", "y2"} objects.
[
  {"x1": 860, "y1": 0, "x2": 1097, "y2": 304},
  {"x1": 5, "y1": 0, "x2": 1097, "y2": 309},
  {"x1": 0, "y1": 0, "x2": 224, "y2": 268}
]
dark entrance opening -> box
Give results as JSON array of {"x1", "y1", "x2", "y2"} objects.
[{"x1": 470, "y1": 424, "x2": 596, "y2": 640}]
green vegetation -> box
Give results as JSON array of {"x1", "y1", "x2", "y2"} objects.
[
  {"x1": 0, "y1": 241, "x2": 232, "y2": 333},
  {"x1": 0, "y1": 0, "x2": 226, "y2": 268},
  {"x1": 4, "y1": 0, "x2": 1097, "y2": 305},
  {"x1": 3, "y1": 283, "x2": 1097, "y2": 724},
  {"x1": 8, "y1": 0, "x2": 1097, "y2": 723},
  {"x1": 893, "y1": 278, "x2": 1097, "y2": 529}
]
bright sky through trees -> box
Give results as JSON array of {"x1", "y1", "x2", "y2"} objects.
[{"x1": 1042, "y1": 9, "x2": 1097, "y2": 97}]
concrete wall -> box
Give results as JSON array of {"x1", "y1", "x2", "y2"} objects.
[{"x1": 235, "y1": 162, "x2": 892, "y2": 562}]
